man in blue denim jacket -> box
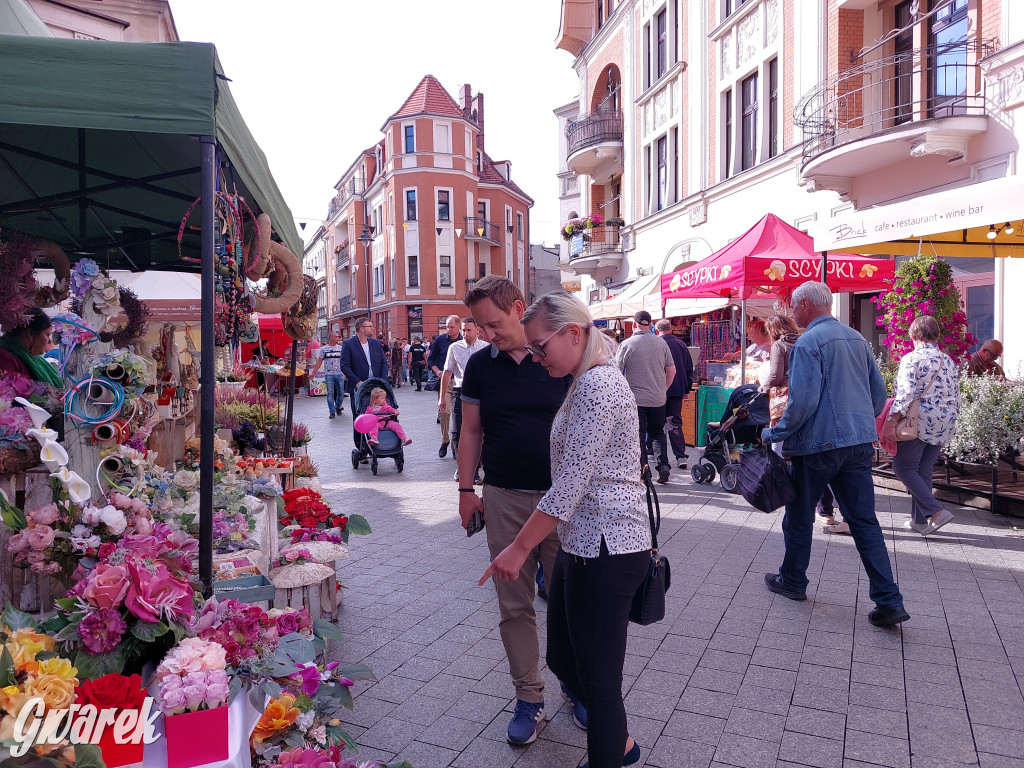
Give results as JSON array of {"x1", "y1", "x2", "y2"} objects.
[{"x1": 762, "y1": 282, "x2": 909, "y2": 627}]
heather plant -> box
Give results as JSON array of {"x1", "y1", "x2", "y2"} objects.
[
  {"x1": 215, "y1": 387, "x2": 279, "y2": 430},
  {"x1": 946, "y1": 372, "x2": 1024, "y2": 465},
  {"x1": 873, "y1": 255, "x2": 975, "y2": 364}
]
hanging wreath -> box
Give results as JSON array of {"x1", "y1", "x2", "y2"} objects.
[
  {"x1": 250, "y1": 240, "x2": 303, "y2": 315},
  {"x1": 31, "y1": 239, "x2": 72, "y2": 308},
  {"x1": 244, "y1": 212, "x2": 271, "y2": 279},
  {"x1": 98, "y1": 286, "x2": 152, "y2": 348}
]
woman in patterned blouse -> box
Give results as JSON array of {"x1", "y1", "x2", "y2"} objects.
[
  {"x1": 889, "y1": 315, "x2": 961, "y2": 536},
  {"x1": 479, "y1": 291, "x2": 652, "y2": 768}
]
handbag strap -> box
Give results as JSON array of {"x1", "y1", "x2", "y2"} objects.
[{"x1": 640, "y1": 463, "x2": 662, "y2": 551}]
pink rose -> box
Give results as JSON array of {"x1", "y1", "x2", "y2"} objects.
[
  {"x1": 275, "y1": 611, "x2": 300, "y2": 636},
  {"x1": 25, "y1": 525, "x2": 55, "y2": 551},
  {"x1": 7, "y1": 532, "x2": 28, "y2": 552},
  {"x1": 29, "y1": 503, "x2": 60, "y2": 526},
  {"x1": 182, "y1": 685, "x2": 206, "y2": 712},
  {"x1": 125, "y1": 561, "x2": 194, "y2": 623},
  {"x1": 132, "y1": 516, "x2": 154, "y2": 535},
  {"x1": 160, "y1": 684, "x2": 187, "y2": 715},
  {"x1": 97, "y1": 542, "x2": 115, "y2": 559},
  {"x1": 205, "y1": 683, "x2": 230, "y2": 709},
  {"x1": 82, "y1": 563, "x2": 129, "y2": 610}
]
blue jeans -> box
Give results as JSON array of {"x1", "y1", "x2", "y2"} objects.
[
  {"x1": 324, "y1": 375, "x2": 344, "y2": 415},
  {"x1": 892, "y1": 439, "x2": 943, "y2": 524},
  {"x1": 780, "y1": 443, "x2": 904, "y2": 609}
]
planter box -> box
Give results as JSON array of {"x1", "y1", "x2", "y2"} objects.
[
  {"x1": 213, "y1": 573, "x2": 276, "y2": 603},
  {"x1": 95, "y1": 711, "x2": 145, "y2": 768},
  {"x1": 164, "y1": 705, "x2": 229, "y2": 768}
]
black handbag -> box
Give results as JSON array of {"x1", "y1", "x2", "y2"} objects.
[
  {"x1": 735, "y1": 446, "x2": 796, "y2": 513},
  {"x1": 629, "y1": 465, "x2": 671, "y2": 625}
]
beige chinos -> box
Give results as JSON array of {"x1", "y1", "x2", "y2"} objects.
[{"x1": 482, "y1": 485, "x2": 560, "y2": 704}]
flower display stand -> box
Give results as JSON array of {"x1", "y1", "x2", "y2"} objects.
[
  {"x1": 0, "y1": 467, "x2": 62, "y2": 615},
  {"x1": 272, "y1": 571, "x2": 338, "y2": 621}
]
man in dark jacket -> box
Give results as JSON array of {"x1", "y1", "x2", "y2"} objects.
[
  {"x1": 656, "y1": 319, "x2": 694, "y2": 468},
  {"x1": 339, "y1": 318, "x2": 389, "y2": 416},
  {"x1": 427, "y1": 315, "x2": 462, "y2": 458}
]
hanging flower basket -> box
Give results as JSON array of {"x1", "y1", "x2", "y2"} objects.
[{"x1": 561, "y1": 213, "x2": 604, "y2": 241}]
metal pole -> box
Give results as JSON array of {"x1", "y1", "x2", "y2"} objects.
[
  {"x1": 739, "y1": 299, "x2": 747, "y2": 385},
  {"x1": 364, "y1": 241, "x2": 371, "y2": 321},
  {"x1": 198, "y1": 136, "x2": 216, "y2": 599},
  {"x1": 283, "y1": 338, "x2": 298, "y2": 460},
  {"x1": 821, "y1": 250, "x2": 829, "y2": 286}
]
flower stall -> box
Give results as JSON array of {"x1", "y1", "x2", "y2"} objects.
[{"x1": 0, "y1": 33, "x2": 397, "y2": 768}]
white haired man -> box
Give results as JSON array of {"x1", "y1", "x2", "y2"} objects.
[{"x1": 761, "y1": 281, "x2": 909, "y2": 627}]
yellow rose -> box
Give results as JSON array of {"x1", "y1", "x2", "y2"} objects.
[
  {"x1": 8, "y1": 628, "x2": 56, "y2": 654},
  {"x1": 24, "y1": 673, "x2": 77, "y2": 710},
  {"x1": 38, "y1": 657, "x2": 77, "y2": 681},
  {"x1": 5, "y1": 640, "x2": 36, "y2": 668}
]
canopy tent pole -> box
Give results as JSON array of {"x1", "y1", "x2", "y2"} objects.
[
  {"x1": 740, "y1": 299, "x2": 747, "y2": 385},
  {"x1": 283, "y1": 338, "x2": 298, "y2": 460},
  {"x1": 198, "y1": 136, "x2": 216, "y2": 599},
  {"x1": 821, "y1": 251, "x2": 828, "y2": 286}
]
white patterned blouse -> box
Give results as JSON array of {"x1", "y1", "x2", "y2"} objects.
[
  {"x1": 536, "y1": 363, "x2": 652, "y2": 558},
  {"x1": 892, "y1": 343, "x2": 961, "y2": 446}
]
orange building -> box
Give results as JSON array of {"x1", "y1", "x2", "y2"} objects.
[{"x1": 324, "y1": 76, "x2": 534, "y2": 342}]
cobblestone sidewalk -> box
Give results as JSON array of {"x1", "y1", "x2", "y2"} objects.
[{"x1": 293, "y1": 386, "x2": 1024, "y2": 768}]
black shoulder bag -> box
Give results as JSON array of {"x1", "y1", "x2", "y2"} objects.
[{"x1": 629, "y1": 464, "x2": 672, "y2": 625}]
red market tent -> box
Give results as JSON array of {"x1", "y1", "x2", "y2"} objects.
[{"x1": 660, "y1": 214, "x2": 894, "y2": 301}]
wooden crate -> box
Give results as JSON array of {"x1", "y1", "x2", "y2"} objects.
[{"x1": 273, "y1": 571, "x2": 339, "y2": 621}]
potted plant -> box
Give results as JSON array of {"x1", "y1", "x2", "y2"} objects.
[
  {"x1": 946, "y1": 373, "x2": 1024, "y2": 466},
  {"x1": 216, "y1": 363, "x2": 250, "y2": 390},
  {"x1": 291, "y1": 423, "x2": 312, "y2": 455},
  {"x1": 606, "y1": 217, "x2": 626, "y2": 227}
]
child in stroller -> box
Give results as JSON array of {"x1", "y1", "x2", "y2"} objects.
[
  {"x1": 692, "y1": 383, "x2": 769, "y2": 491},
  {"x1": 351, "y1": 378, "x2": 407, "y2": 475}
]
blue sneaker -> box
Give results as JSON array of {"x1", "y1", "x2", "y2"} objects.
[
  {"x1": 560, "y1": 683, "x2": 587, "y2": 730},
  {"x1": 507, "y1": 699, "x2": 545, "y2": 745}
]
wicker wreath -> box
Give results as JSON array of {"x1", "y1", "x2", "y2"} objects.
[
  {"x1": 244, "y1": 213, "x2": 271, "y2": 280},
  {"x1": 31, "y1": 239, "x2": 72, "y2": 308},
  {"x1": 98, "y1": 286, "x2": 151, "y2": 348},
  {"x1": 250, "y1": 240, "x2": 303, "y2": 315},
  {"x1": 282, "y1": 274, "x2": 319, "y2": 341}
]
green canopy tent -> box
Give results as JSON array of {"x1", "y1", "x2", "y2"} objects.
[{"x1": 0, "y1": 33, "x2": 302, "y2": 595}]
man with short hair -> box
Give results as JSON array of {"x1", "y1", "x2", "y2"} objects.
[
  {"x1": 762, "y1": 281, "x2": 909, "y2": 627},
  {"x1": 401, "y1": 337, "x2": 411, "y2": 384},
  {"x1": 429, "y1": 315, "x2": 462, "y2": 457},
  {"x1": 338, "y1": 318, "x2": 388, "y2": 416},
  {"x1": 968, "y1": 338, "x2": 1005, "y2": 378},
  {"x1": 408, "y1": 336, "x2": 427, "y2": 391},
  {"x1": 656, "y1": 319, "x2": 694, "y2": 469},
  {"x1": 309, "y1": 331, "x2": 345, "y2": 419},
  {"x1": 459, "y1": 276, "x2": 575, "y2": 745},
  {"x1": 440, "y1": 318, "x2": 489, "y2": 482},
  {"x1": 617, "y1": 310, "x2": 675, "y2": 483}
]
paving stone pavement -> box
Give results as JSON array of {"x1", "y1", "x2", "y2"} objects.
[{"x1": 292, "y1": 384, "x2": 1024, "y2": 768}]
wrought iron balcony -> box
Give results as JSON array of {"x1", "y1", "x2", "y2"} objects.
[
  {"x1": 566, "y1": 110, "x2": 624, "y2": 155},
  {"x1": 463, "y1": 217, "x2": 500, "y2": 244},
  {"x1": 336, "y1": 296, "x2": 352, "y2": 314},
  {"x1": 564, "y1": 225, "x2": 623, "y2": 276},
  {"x1": 796, "y1": 41, "x2": 992, "y2": 169}
]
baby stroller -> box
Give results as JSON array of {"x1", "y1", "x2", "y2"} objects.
[
  {"x1": 350, "y1": 377, "x2": 404, "y2": 475},
  {"x1": 691, "y1": 384, "x2": 768, "y2": 491}
]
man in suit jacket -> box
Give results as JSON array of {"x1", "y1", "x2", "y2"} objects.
[{"x1": 339, "y1": 318, "x2": 389, "y2": 414}]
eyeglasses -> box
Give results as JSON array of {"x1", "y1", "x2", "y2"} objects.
[{"x1": 524, "y1": 325, "x2": 567, "y2": 359}]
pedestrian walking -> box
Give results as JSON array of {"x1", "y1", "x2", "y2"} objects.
[
  {"x1": 459, "y1": 276, "x2": 574, "y2": 746},
  {"x1": 388, "y1": 339, "x2": 403, "y2": 388},
  {"x1": 616, "y1": 311, "x2": 675, "y2": 483},
  {"x1": 338, "y1": 318, "x2": 388, "y2": 415},
  {"x1": 439, "y1": 318, "x2": 489, "y2": 482},
  {"x1": 309, "y1": 330, "x2": 345, "y2": 419},
  {"x1": 762, "y1": 281, "x2": 909, "y2": 627},
  {"x1": 429, "y1": 315, "x2": 462, "y2": 457},
  {"x1": 888, "y1": 315, "x2": 961, "y2": 535},
  {"x1": 408, "y1": 337, "x2": 427, "y2": 391},
  {"x1": 401, "y1": 337, "x2": 411, "y2": 384},
  {"x1": 655, "y1": 319, "x2": 693, "y2": 469},
  {"x1": 481, "y1": 291, "x2": 649, "y2": 768}
]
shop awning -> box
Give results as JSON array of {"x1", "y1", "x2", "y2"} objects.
[
  {"x1": 809, "y1": 174, "x2": 1024, "y2": 257},
  {"x1": 0, "y1": 0, "x2": 54, "y2": 36},
  {"x1": 0, "y1": 34, "x2": 301, "y2": 268},
  {"x1": 661, "y1": 213, "x2": 894, "y2": 300},
  {"x1": 590, "y1": 273, "x2": 660, "y2": 320},
  {"x1": 663, "y1": 296, "x2": 778, "y2": 317}
]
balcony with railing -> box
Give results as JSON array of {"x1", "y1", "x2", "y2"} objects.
[
  {"x1": 565, "y1": 110, "x2": 624, "y2": 182},
  {"x1": 796, "y1": 41, "x2": 992, "y2": 198},
  {"x1": 336, "y1": 296, "x2": 352, "y2": 315},
  {"x1": 564, "y1": 225, "x2": 623, "y2": 276},
  {"x1": 463, "y1": 217, "x2": 501, "y2": 245}
]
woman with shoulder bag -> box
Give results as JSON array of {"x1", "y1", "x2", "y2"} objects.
[
  {"x1": 480, "y1": 291, "x2": 652, "y2": 768},
  {"x1": 887, "y1": 315, "x2": 961, "y2": 536}
]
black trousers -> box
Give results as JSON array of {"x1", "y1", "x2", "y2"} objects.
[
  {"x1": 410, "y1": 363, "x2": 425, "y2": 390},
  {"x1": 451, "y1": 387, "x2": 463, "y2": 457},
  {"x1": 547, "y1": 542, "x2": 650, "y2": 768},
  {"x1": 637, "y1": 404, "x2": 668, "y2": 468},
  {"x1": 664, "y1": 396, "x2": 689, "y2": 461}
]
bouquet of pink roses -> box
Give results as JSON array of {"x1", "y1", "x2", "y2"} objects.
[{"x1": 156, "y1": 637, "x2": 232, "y2": 714}]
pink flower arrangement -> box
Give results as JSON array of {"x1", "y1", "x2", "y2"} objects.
[
  {"x1": 77, "y1": 607, "x2": 127, "y2": 654},
  {"x1": 156, "y1": 639, "x2": 231, "y2": 715},
  {"x1": 289, "y1": 529, "x2": 344, "y2": 546},
  {"x1": 192, "y1": 598, "x2": 279, "y2": 666},
  {"x1": 272, "y1": 548, "x2": 317, "y2": 570},
  {"x1": 271, "y1": 607, "x2": 313, "y2": 638},
  {"x1": 124, "y1": 559, "x2": 194, "y2": 623}
]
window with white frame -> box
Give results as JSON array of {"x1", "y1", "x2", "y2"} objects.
[
  {"x1": 404, "y1": 124, "x2": 415, "y2": 153},
  {"x1": 408, "y1": 255, "x2": 419, "y2": 287},
  {"x1": 643, "y1": 3, "x2": 679, "y2": 91},
  {"x1": 439, "y1": 255, "x2": 452, "y2": 287},
  {"x1": 405, "y1": 189, "x2": 417, "y2": 221},
  {"x1": 437, "y1": 190, "x2": 450, "y2": 221},
  {"x1": 740, "y1": 72, "x2": 758, "y2": 171},
  {"x1": 516, "y1": 212, "x2": 524, "y2": 241},
  {"x1": 643, "y1": 129, "x2": 682, "y2": 216}
]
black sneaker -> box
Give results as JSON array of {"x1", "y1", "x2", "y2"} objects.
[
  {"x1": 657, "y1": 464, "x2": 670, "y2": 484},
  {"x1": 438, "y1": 442, "x2": 449, "y2": 458},
  {"x1": 764, "y1": 573, "x2": 807, "y2": 601},
  {"x1": 329, "y1": 412, "x2": 335, "y2": 419},
  {"x1": 868, "y1": 605, "x2": 910, "y2": 627}
]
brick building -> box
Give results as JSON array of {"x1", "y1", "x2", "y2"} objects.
[
  {"x1": 556, "y1": 0, "x2": 1024, "y2": 373},
  {"x1": 323, "y1": 76, "x2": 534, "y2": 342}
]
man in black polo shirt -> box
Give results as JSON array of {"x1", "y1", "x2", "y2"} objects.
[{"x1": 458, "y1": 276, "x2": 575, "y2": 746}]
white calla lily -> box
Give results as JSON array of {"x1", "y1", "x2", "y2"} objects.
[
  {"x1": 39, "y1": 441, "x2": 69, "y2": 472},
  {"x1": 13, "y1": 398, "x2": 51, "y2": 430},
  {"x1": 62, "y1": 472, "x2": 92, "y2": 504},
  {"x1": 49, "y1": 467, "x2": 72, "y2": 483},
  {"x1": 25, "y1": 428, "x2": 58, "y2": 447}
]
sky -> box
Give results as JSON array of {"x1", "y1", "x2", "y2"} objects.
[{"x1": 170, "y1": 0, "x2": 580, "y2": 248}]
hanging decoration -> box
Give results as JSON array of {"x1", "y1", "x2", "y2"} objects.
[{"x1": 98, "y1": 285, "x2": 152, "y2": 348}]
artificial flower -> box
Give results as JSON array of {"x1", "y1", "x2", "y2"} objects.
[
  {"x1": 252, "y1": 693, "x2": 301, "y2": 743},
  {"x1": 77, "y1": 608, "x2": 127, "y2": 655}
]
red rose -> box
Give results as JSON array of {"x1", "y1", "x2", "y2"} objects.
[
  {"x1": 76, "y1": 673, "x2": 146, "y2": 710},
  {"x1": 97, "y1": 542, "x2": 115, "y2": 559}
]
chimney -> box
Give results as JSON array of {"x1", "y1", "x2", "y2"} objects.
[
  {"x1": 474, "y1": 91, "x2": 485, "y2": 149},
  {"x1": 460, "y1": 83, "x2": 472, "y2": 114}
]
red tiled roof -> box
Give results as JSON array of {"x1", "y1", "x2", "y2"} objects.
[
  {"x1": 478, "y1": 151, "x2": 534, "y2": 204},
  {"x1": 388, "y1": 75, "x2": 466, "y2": 123}
]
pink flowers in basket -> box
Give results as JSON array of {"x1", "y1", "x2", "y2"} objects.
[{"x1": 156, "y1": 638, "x2": 231, "y2": 715}]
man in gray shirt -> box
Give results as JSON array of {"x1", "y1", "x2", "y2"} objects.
[{"x1": 616, "y1": 310, "x2": 676, "y2": 483}]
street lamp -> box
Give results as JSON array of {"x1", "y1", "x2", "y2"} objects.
[{"x1": 358, "y1": 226, "x2": 374, "y2": 321}]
